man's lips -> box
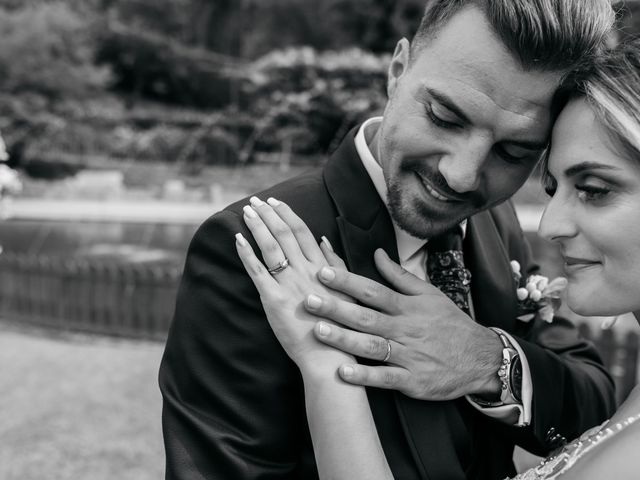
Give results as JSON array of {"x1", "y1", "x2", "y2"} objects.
[{"x1": 415, "y1": 173, "x2": 464, "y2": 203}]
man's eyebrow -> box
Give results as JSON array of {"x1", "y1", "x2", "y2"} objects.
[
  {"x1": 564, "y1": 162, "x2": 620, "y2": 177},
  {"x1": 426, "y1": 88, "x2": 470, "y2": 124}
]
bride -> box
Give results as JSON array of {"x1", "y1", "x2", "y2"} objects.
[{"x1": 234, "y1": 41, "x2": 640, "y2": 480}]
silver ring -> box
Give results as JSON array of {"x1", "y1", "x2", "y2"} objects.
[
  {"x1": 382, "y1": 338, "x2": 392, "y2": 363},
  {"x1": 267, "y1": 258, "x2": 289, "y2": 275}
]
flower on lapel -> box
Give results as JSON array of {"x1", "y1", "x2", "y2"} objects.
[{"x1": 510, "y1": 260, "x2": 567, "y2": 323}]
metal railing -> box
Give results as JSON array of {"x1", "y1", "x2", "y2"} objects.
[
  {"x1": 0, "y1": 253, "x2": 181, "y2": 340},
  {"x1": 579, "y1": 323, "x2": 640, "y2": 405}
]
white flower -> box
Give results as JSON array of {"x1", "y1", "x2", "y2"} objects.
[
  {"x1": 0, "y1": 134, "x2": 8, "y2": 162},
  {"x1": 0, "y1": 164, "x2": 22, "y2": 196},
  {"x1": 511, "y1": 260, "x2": 567, "y2": 324}
]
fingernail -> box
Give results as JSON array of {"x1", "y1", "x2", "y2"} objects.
[
  {"x1": 341, "y1": 365, "x2": 354, "y2": 378},
  {"x1": 243, "y1": 205, "x2": 257, "y2": 218},
  {"x1": 306, "y1": 294, "x2": 322, "y2": 309},
  {"x1": 320, "y1": 236, "x2": 334, "y2": 252},
  {"x1": 250, "y1": 196, "x2": 264, "y2": 207},
  {"x1": 235, "y1": 233, "x2": 247, "y2": 246},
  {"x1": 319, "y1": 267, "x2": 335, "y2": 282},
  {"x1": 377, "y1": 248, "x2": 389, "y2": 259},
  {"x1": 267, "y1": 197, "x2": 280, "y2": 207},
  {"x1": 317, "y1": 322, "x2": 330, "y2": 336}
]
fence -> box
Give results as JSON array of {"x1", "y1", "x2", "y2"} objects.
[
  {"x1": 0, "y1": 253, "x2": 181, "y2": 340},
  {"x1": 578, "y1": 323, "x2": 639, "y2": 405}
]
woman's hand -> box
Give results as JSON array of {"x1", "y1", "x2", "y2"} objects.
[{"x1": 235, "y1": 196, "x2": 354, "y2": 376}]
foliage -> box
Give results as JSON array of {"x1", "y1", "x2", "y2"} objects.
[
  {"x1": 95, "y1": 21, "x2": 245, "y2": 108},
  {"x1": 95, "y1": 0, "x2": 423, "y2": 107},
  {"x1": 0, "y1": 2, "x2": 109, "y2": 98},
  {"x1": 243, "y1": 47, "x2": 389, "y2": 156}
]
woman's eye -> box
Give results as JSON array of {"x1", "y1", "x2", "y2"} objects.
[
  {"x1": 576, "y1": 184, "x2": 610, "y2": 202},
  {"x1": 426, "y1": 106, "x2": 459, "y2": 129}
]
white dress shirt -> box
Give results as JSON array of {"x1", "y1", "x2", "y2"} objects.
[{"x1": 354, "y1": 117, "x2": 532, "y2": 426}]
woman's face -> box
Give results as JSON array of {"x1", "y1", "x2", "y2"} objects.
[{"x1": 539, "y1": 98, "x2": 640, "y2": 317}]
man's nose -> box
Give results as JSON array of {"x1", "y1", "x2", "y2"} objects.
[
  {"x1": 437, "y1": 138, "x2": 490, "y2": 193},
  {"x1": 538, "y1": 192, "x2": 578, "y2": 242}
]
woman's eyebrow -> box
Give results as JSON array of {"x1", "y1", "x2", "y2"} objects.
[{"x1": 564, "y1": 162, "x2": 620, "y2": 177}]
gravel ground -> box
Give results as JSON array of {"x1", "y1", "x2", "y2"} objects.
[{"x1": 0, "y1": 322, "x2": 165, "y2": 480}]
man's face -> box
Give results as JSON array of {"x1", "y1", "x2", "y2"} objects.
[{"x1": 373, "y1": 5, "x2": 563, "y2": 238}]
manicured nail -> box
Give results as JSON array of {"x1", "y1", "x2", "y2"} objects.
[
  {"x1": 235, "y1": 233, "x2": 247, "y2": 246},
  {"x1": 250, "y1": 196, "x2": 264, "y2": 207},
  {"x1": 317, "y1": 322, "x2": 330, "y2": 336},
  {"x1": 306, "y1": 294, "x2": 322, "y2": 309},
  {"x1": 319, "y1": 267, "x2": 335, "y2": 282},
  {"x1": 243, "y1": 205, "x2": 257, "y2": 218},
  {"x1": 341, "y1": 365, "x2": 354, "y2": 378},
  {"x1": 320, "y1": 236, "x2": 334, "y2": 252},
  {"x1": 376, "y1": 248, "x2": 389, "y2": 259},
  {"x1": 267, "y1": 197, "x2": 281, "y2": 207}
]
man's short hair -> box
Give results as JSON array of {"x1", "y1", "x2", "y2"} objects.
[{"x1": 411, "y1": 0, "x2": 615, "y2": 73}]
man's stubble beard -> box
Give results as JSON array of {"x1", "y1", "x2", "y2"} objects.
[{"x1": 386, "y1": 176, "x2": 465, "y2": 240}]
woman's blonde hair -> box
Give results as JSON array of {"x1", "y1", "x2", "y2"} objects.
[
  {"x1": 542, "y1": 39, "x2": 640, "y2": 185},
  {"x1": 583, "y1": 40, "x2": 640, "y2": 161}
]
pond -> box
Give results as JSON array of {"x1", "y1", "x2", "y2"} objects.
[
  {"x1": 0, "y1": 217, "x2": 562, "y2": 272},
  {"x1": 0, "y1": 219, "x2": 199, "y2": 265}
]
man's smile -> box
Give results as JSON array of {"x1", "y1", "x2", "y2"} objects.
[{"x1": 415, "y1": 172, "x2": 463, "y2": 203}]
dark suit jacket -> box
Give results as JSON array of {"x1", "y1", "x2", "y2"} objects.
[{"x1": 159, "y1": 129, "x2": 615, "y2": 480}]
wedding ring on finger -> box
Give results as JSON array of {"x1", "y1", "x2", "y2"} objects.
[
  {"x1": 382, "y1": 338, "x2": 392, "y2": 363},
  {"x1": 268, "y1": 257, "x2": 290, "y2": 275}
]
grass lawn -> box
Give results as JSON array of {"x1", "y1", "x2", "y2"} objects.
[{"x1": 0, "y1": 322, "x2": 165, "y2": 480}]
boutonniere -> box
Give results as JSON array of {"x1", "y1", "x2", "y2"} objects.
[{"x1": 510, "y1": 260, "x2": 567, "y2": 323}]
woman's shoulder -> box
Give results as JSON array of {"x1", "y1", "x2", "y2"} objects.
[
  {"x1": 559, "y1": 411, "x2": 640, "y2": 479},
  {"x1": 610, "y1": 384, "x2": 640, "y2": 423},
  {"x1": 511, "y1": 387, "x2": 640, "y2": 480}
]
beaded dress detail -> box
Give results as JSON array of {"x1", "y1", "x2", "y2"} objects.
[{"x1": 509, "y1": 413, "x2": 640, "y2": 479}]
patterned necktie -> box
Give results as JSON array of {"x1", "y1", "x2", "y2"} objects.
[{"x1": 426, "y1": 226, "x2": 472, "y2": 315}]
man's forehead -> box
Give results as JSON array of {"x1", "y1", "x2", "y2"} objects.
[
  {"x1": 418, "y1": 75, "x2": 556, "y2": 129},
  {"x1": 411, "y1": 5, "x2": 564, "y2": 111},
  {"x1": 423, "y1": 47, "x2": 563, "y2": 110}
]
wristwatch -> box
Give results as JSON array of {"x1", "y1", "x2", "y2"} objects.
[
  {"x1": 492, "y1": 327, "x2": 521, "y2": 405},
  {"x1": 471, "y1": 328, "x2": 522, "y2": 407}
]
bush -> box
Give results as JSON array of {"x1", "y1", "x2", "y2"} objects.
[
  {"x1": 244, "y1": 47, "x2": 388, "y2": 155},
  {"x1": 95, "y1": 22, "x2": 246, "y2": 108},
  {"x1": 0, "y1": 2, "x2": 109, "y2": 98}
]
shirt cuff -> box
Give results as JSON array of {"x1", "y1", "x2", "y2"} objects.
[{"x1": 465, "y1": 329, "x2": 532, "y2": 427}]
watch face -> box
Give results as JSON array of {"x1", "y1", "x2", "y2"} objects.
[{"x1": 510, "y1": 355, "x2": 523, "y2": 403}]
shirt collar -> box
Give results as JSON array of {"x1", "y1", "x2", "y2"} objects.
[{"x1": 354, "y1": 117, "x2": 467, "y2": 264}]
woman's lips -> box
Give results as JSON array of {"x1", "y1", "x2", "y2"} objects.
[{"x1": 563, "y1": 256, "x2": 600, "y2": 273}]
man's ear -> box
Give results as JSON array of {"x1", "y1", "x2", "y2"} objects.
[{"x1": 387, "y1": 38, "x2": 411, "y2": 98}]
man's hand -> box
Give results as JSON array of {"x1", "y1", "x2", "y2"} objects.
[{"x1": 305, "y1": 249, "x2": 504, "y2": 401}]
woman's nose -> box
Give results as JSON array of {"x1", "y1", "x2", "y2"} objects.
[{"x1": 538, "y1": 191, "x2": 578, "y2": 242}]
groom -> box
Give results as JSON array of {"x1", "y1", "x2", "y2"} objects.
[{"x1": 159, "y1": 1, "x2": 616, "y2": 479}]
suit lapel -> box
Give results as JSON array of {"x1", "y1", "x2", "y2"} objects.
[
  {"x1": 323, "y1": 129, "x2": 467, "y2": 480},
  {"x1": 465, "y1": 210, "x2": 518, "y2": 330}
]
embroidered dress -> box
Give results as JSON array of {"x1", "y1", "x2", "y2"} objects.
[{"x1": 509, "y1": 413, "x2": 640, "y2": 479}]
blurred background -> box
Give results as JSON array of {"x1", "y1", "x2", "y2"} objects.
[{"x1": 1, "y1": 1, "x2": 640, "y2": 479}]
